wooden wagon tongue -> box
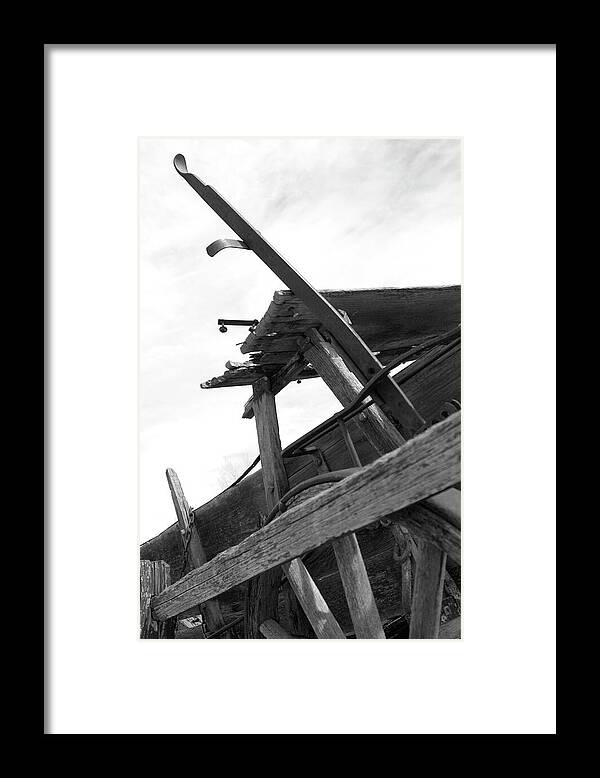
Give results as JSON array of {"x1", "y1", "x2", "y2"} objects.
[{"x1": 140, "y1": 156, "x2": 461, "y2": 640}]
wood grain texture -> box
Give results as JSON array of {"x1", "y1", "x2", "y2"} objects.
[
  {"x1": 241, "y1": 287, "x2": 460, "y2": 356},
  {"x1": 332, "y1": 533, "x2": 385, "y2": 639},
  {"x1": 259, "y1": 619, "x2": 295, "y2": 639},
  {"x1": 246, "y1": 377, "x2": 289, "y2": 638},
  {"x1": 409, "y1": 541, "x2": 447, "y2": 639},
  {"x1": 305, "y1": 328, "x2": 405, "y2": 456},
  {"x1": 151, "y1": 413, "x2": 460, "y2": 620},
  {"x1": 282, "y1": 558, "x2": 346, "y2": 639},
  {"x1": 140, "y1": 561, "x2": 175, "y2": 638}
]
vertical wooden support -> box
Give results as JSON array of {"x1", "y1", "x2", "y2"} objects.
[
  {"x1": 166, "y1": 468, "x2": 228, "y2": 637},
  {"x1": 245, "y1": 377, "x2": 289, "y2": 638},
  {"x1": 391, "y1": 523, "x2": 413, "y2": 614},
  {"x1": 140, "y1": 560, "x2": 176, "y2": 638},
  {"x1": 248, "y1": 376, "x2": 345, "y2": 639},
  {"x1": 409, "y1": 541, "x2": 447, "y2": 639}
]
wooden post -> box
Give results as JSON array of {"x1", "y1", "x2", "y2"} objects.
[
  {"x1": 166, "y1": 468, "x2": 228, "y2": 637},
  {"x1": 140, "y1": 560, "x2": 176, "y2": 638},
  {"x1": 409, "y1": 541, "x2": 447, "y2": 639},
  {"x1": 248, "y1": 376, "x2": 345, "y2": 639}
]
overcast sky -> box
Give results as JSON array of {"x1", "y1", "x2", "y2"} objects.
[{"x1": 139, "y1": 137, "x2": 461, "y2": 542}]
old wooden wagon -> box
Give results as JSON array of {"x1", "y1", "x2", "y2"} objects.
[{"x1": 140, "y1": 155, "x2": 461, "y2": 640}]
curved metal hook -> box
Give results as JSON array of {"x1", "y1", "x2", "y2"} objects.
[
  {"x1": 173, "y1": 154, "x2": 206, "y2": 185},
  {"x1": 206, "y1": 238, "x2": 250, "y2": 257}
]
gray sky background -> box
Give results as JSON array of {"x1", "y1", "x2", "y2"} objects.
[{"x1": 139, "y1": 137, "x2": 461, "y2": 542}]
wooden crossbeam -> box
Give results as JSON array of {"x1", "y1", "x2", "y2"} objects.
[{"x1": 151, "y1": 413, "x2": 460, "y2": 621}]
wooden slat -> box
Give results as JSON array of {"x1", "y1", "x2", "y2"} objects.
[
  {"x1": 259, "y1": 619, "x2": 295, "y2": 639},
  {"x1": 151, "y1": 413, "x2": 460, "y2": 621},
  {"x1": 409, "y1": 540, "x2": 447, "y2": 638},
  {"x1": 282, "y1": 558, "x2": 346, "y2": 639},
  {"x1": 332, "y1": 534, "x2": 385, "y2": 639}
]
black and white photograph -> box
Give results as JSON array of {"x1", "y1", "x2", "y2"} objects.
[
  {"x1": 139, "y1": 137, "x2": 462, "y2": 640},
  {"x1": 46, "y1": 45, "x2": 555, "y2": 734}
]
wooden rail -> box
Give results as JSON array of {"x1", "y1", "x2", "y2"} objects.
[{"x1": 151, "y1": 412, "x2": 460, "y2": 621}]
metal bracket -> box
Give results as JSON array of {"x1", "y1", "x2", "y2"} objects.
[{"x1": 207, "y1": 238, "x2": 249, "y2": 257}]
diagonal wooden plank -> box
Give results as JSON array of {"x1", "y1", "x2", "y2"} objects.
[
  {"x1": 282, "y1": 558, "x2": 346, "y2": 639},
  {"x1": 332, "y1": 533, "x2": 385, "y2": 639}
]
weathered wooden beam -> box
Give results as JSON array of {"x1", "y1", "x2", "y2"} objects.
[
  {"x1": 151, "y1": 413, "x2": 460, "y2": 621},
  {"x1": 332, "y1": 533, "x2": 385, "y2": 639},
  {"x1": 165, "y1": 468, "x2": 227, "y2": 637},
  {"x1": 248, "y1": 377, "x2": 339, "y2": 638},
  {"x1": 282, "y1": 558, "x2": 346, "y2": 639},
  {"x1": 246, "y1": 377, "x2": 289, "y2": 638},
  {"x1": 140, "y1": 561, "x2": 176, "y2": 638},
  {"x1": 409, "y1": 540, "x2": 447, "y2": 639},
  {"x1": 305, "y1": 328, "x2": 404, "y2": 456},
  {"x1": 259, "y1": 619, "x2": 295, "y2": 639}
]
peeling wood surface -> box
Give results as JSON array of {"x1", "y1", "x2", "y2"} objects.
[
  {"x1": 151, "y1": 413, "x2": 460, "y2": 621},
  {"x1": 241, "y1": 287, "x2": 460, "y2": 356}
]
